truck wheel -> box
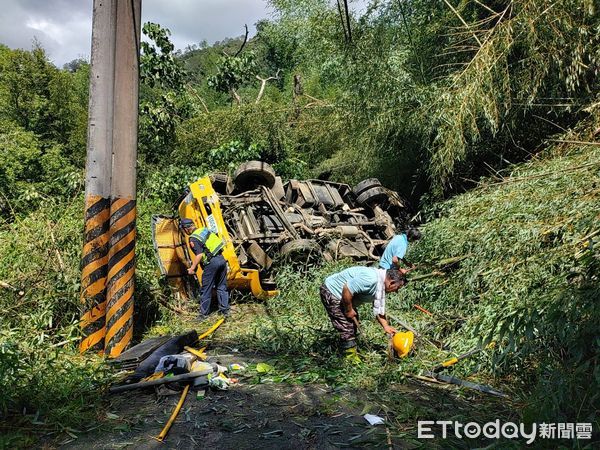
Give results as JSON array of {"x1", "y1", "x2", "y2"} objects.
[
  {"x1": 356, "y1": 186, "x2": 389, "y2": 206},
  {"x1": 233, "y1": 161, "x2": 276, "y2": 192},
  {"x1": 353, "y1": 178, "x2": 381, "y2": 196},
  {"x1": 209, "y1": 172, "x2": 229, "y2": 194},
  {"x1": 280, "y1": 239, "x2": 320, "y2": 262},
  {"x1": 260, "y1": 278, "x2": 278, "y2": 291}
]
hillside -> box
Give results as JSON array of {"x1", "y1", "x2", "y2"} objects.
[{"x1": 1, "y1": 0, "x2": 599, "y2": 446}]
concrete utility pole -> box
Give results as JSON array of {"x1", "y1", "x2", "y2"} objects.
[
  {"x1": 81, "y1": 0, "x2": 142, "y2": 357},
  {"x1": 80, "y1": 0, "x2": 117, "y2": 354},
  {"x1": 105, "y1": 0, "x2": 142, "y2": 358}
]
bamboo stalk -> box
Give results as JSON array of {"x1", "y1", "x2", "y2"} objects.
[
  {"x1": 48, "y1": 224, "x2": 65, "y2": 271},
  {"x1": 547, "y1": 139, "x2": 600, "y2": 147},
  {"x1": 485, "y1": 161, "x2": 600, "y2": 187},
  {"x1": 408, "y1": 271, "x2": 446, "y2": 282},
  {"x1": 442, "y1": 0, "x2": 482, "y2": 46}
]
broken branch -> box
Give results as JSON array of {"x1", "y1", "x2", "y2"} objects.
[
  {"x1": 234, "y1": 24, "x2": 249, "y2": 57},
  {"x1": 255, "y1": 69, "x2": 281, "y2": 104}
]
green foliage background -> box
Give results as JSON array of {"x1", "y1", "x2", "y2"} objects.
[{"x1": 1, "y1": 0, "x2": 599, "y2": 445}]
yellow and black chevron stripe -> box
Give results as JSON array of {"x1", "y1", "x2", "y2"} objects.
[
  {"x1": 105, "y1": 197, "x2": 136, "y2": 357},
  {"x1": 79, "y1": 195, "x2": 111, "y2": 354}
]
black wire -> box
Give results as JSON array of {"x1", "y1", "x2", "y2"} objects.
[
  {"x1": 130, "y1": 0, "x2": 141, "y2": 68},
  {"x1": 336, "y1": 0, "x2": 348, "y2": 43},
  {"x1": 343, "y1": 0, "x2": 352, "y2": 43}
]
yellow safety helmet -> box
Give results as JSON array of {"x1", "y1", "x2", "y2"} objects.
[{"x1": 392, "y1": 331, "x2": 414, "y2": 358}]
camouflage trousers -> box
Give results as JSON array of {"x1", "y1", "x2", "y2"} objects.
[{"x1": 320, "y1": 284, "x2": 358, "y2": 348}]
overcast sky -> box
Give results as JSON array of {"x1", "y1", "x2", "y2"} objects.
[{"x1": 0, "y1": 0, "x2": 272, "y2": 67}]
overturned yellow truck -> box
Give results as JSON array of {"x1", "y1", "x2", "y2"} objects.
[{"x1": 152, "y1": 161, "x2": 407, "y2": 300}]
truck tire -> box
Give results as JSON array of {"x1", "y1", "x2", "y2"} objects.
[
  {"x1": 209, "y1": 172, "x2": 229, "y2": 194},
  {"x1": 356, "y1": 186, "x2": 389, "y2": 206},
  {"x1": 233, "y1": 161, "x2": 276, "y2": 192},
  {"x1": 353, "y1": 178, "x2": 381, "y2": 196},
  {"x1": 260, "y1": 278, "x2": 278, "y2": 291},
  {"x1": 280, "y1": 239, "x2": 320, "y2": 262}
]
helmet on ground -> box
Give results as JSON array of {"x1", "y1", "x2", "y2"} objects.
[{"x1": 392, "y1": 331, "x2": 414, "y2": 358}]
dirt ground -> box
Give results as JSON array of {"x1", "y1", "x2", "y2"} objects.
[
  {"x1": 59, "y1": 352, "x2": 402, "y2": 450},
  {"x1": 48, "y1": 304, "x2": 515, "y2": 449},
  {"x1": 51, "y1": 346, "x2": 516, "y2": 450}
]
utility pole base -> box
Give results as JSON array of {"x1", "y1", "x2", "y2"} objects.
[
  {"x1": 104, "y1": 198, "x2": 137, "y2": 357},
  {"x1": 80, "y1": 195, "x2": 111, "y2": 354}
]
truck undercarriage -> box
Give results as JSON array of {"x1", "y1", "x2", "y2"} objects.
[{"x1": 153, "y1": 161, "x2": 407, "y2": 298}]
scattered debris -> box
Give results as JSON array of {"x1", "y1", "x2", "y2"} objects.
[
  {"x1": 208, "y1": 373, "x2": 233, "y2": 390},
  {"x1": 363, "y1": 414, "x2": 385, "y2": 426},
  {"x1": 128, "y1": 331, "x2": 199, "y2": 382},
  {"x1": 109, "y1": 335, "x2": 171, "y2": 371},
  {"x1": 262, "y1": 429, "x2": 284, "y2": 438},
  {"x1": 109, "y1": 368, "x2": 214, "y2": 394},
  {"x1": 421, "y1": 372, "x2": 508, "y2": 398},
  {"x1": 184, "y1": 345, "x2": 208, "y2": 360},
  {"x1": 105, "y1": 318, "x2": 247, "y2": 442},
  {"x1": 155, "y1": 354, "x2": 192, "y2": 375},
  {"x1": 195, "y1": 389, "x2": 206, "y2": 400},
  {"x1": 256, "y1": 362, "x2": 273, "y2": 373},
  {"x1": 229, "y1": 363, "x2": 245, "y2": 372}
]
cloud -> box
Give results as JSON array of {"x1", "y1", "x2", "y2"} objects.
[{"x1": 0, "y1": 0, "x2": 271, "y2": 67}]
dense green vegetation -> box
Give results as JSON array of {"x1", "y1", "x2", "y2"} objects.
[{"x1": 1, "y1": 0, "x2": 598, "y2": 445}]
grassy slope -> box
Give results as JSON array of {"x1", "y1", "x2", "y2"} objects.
[{"x1": 402, "y1": 140, "x2": 600, "y2": 423}]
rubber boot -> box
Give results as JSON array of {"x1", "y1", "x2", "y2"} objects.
[{"x1": 344, "y1": 347, "x2": 361, "y2": 364}]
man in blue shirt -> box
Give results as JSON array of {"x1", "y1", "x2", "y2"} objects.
[
  {"x1": 379, "y1": 228, "x2": 421, "y2": 273},
  {"x1": 320, "y1": 266, "x2": 407, "y2": 361}
]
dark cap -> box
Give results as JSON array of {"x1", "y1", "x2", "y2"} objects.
[
  {"x1": 179, "y1": 218, "x2": 195, "y2": 228},
  {"x1": 407, "y1": 228, "x2": 422, "y2": 241}
]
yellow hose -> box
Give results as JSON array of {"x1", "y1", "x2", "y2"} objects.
[
  {"x1": 154, "y1": 319, "x2": 223, "y2": 441},
  {"x1": 198, "y1": 317, "x2": 225, "y2": 340},
  {"x1": 156, "y1": 384, "x2": 190, "y2": 442}
]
